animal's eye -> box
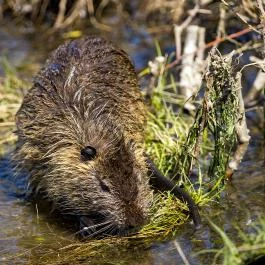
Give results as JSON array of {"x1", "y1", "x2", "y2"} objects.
[
  {"x1": 99, "y1": 180, "x2": 110, "y2": 193},
  {"x1": 81, "y1": 146, "x2": 96, "y2": 161}
]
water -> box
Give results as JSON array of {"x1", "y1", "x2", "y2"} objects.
[{"x1": 0, "y1": 21, "x2": 264, "y2": 265}]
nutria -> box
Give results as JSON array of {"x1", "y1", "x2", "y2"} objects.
[{"x1": 13, "y1": 36, "x2": 200, "y2": 237}]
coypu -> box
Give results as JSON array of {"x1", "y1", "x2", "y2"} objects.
[{"x1": 13, "y1": 36, "x2": 201, "y2": 237}]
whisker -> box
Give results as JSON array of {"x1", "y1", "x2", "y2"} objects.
[
  {"x1": 105, "y1": 225, "x2": 117, "y2": 236},
  {"x1": 85, "y1": 223, "x2": 113, "y2": 239},
  {"x1": 75, "y1": 220, "x2": 112, "y2": 236}
]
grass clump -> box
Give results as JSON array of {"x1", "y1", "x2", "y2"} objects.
[
  {"x1": 0, "y1": 60, "x2": 28, "y2": 154},
  {"x1": 140, "y1": 192, "x2": 189, "y2": 237}
]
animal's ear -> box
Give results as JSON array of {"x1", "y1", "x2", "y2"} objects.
[{"x1": 81, "y1": 146, "x2": 97, "y2": 161}]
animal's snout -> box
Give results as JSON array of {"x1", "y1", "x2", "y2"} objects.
[
  {"x1": 76, "y1": 211, "x2": 145, "y2": 238},
  {"x1": 77, "y1": 213, "x2": 109, "y2": 238}
]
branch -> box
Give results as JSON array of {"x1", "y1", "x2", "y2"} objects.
[{"x1": 167, "y1": 28, "x2": 252, "y2": 70}]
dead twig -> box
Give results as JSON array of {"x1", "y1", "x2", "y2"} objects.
[
  {"x1": 167, "y1": 27, "x2": 253, "y2": 70},
  {"x1": 53, "y1": 0, "x2": 67, "y2": 28},
  {"x1": 179, "y1": 25, "x2": 205, "y2": 110},
  {"x1": 173, "y1": 241, "x2": 191, "y2": 265},
  {"x1": 173, "y1": 0, "x2": 200, "y2": 62},
  {"x1": 244, "y1": 63, "x2": 265, "y2": 104}
]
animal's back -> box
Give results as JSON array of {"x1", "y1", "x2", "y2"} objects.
[{"x1": 16, "y1": 37, "x2": 146, "y2": 144}]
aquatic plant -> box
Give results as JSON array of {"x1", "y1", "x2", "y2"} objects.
[{"x1": 196, "y1": 218, "x2": 265, "y2": 265}]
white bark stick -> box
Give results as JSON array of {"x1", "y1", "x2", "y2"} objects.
[
  {"x1": 180, "y1": 25, "x2": 205, "y2": 110},
  {"x1": 235, "y1": 72, "x2": 251, "y2": 144}
]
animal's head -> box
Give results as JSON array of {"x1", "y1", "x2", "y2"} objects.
[{"x1": 26, "y1": 113, "x2": 153, "y2": 237}]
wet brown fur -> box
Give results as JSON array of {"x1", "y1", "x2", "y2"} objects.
[{"x1": 13, "y1": 37, "x2": 153, "y2": 234}]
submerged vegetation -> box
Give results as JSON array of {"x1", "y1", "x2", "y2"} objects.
[{"x1": 199, "y1": 218, "x2": 265, "y2": 265}]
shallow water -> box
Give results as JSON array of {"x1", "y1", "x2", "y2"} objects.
[{"x1": 0, "y1": 20, "x2": 264, "y2": 265}]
